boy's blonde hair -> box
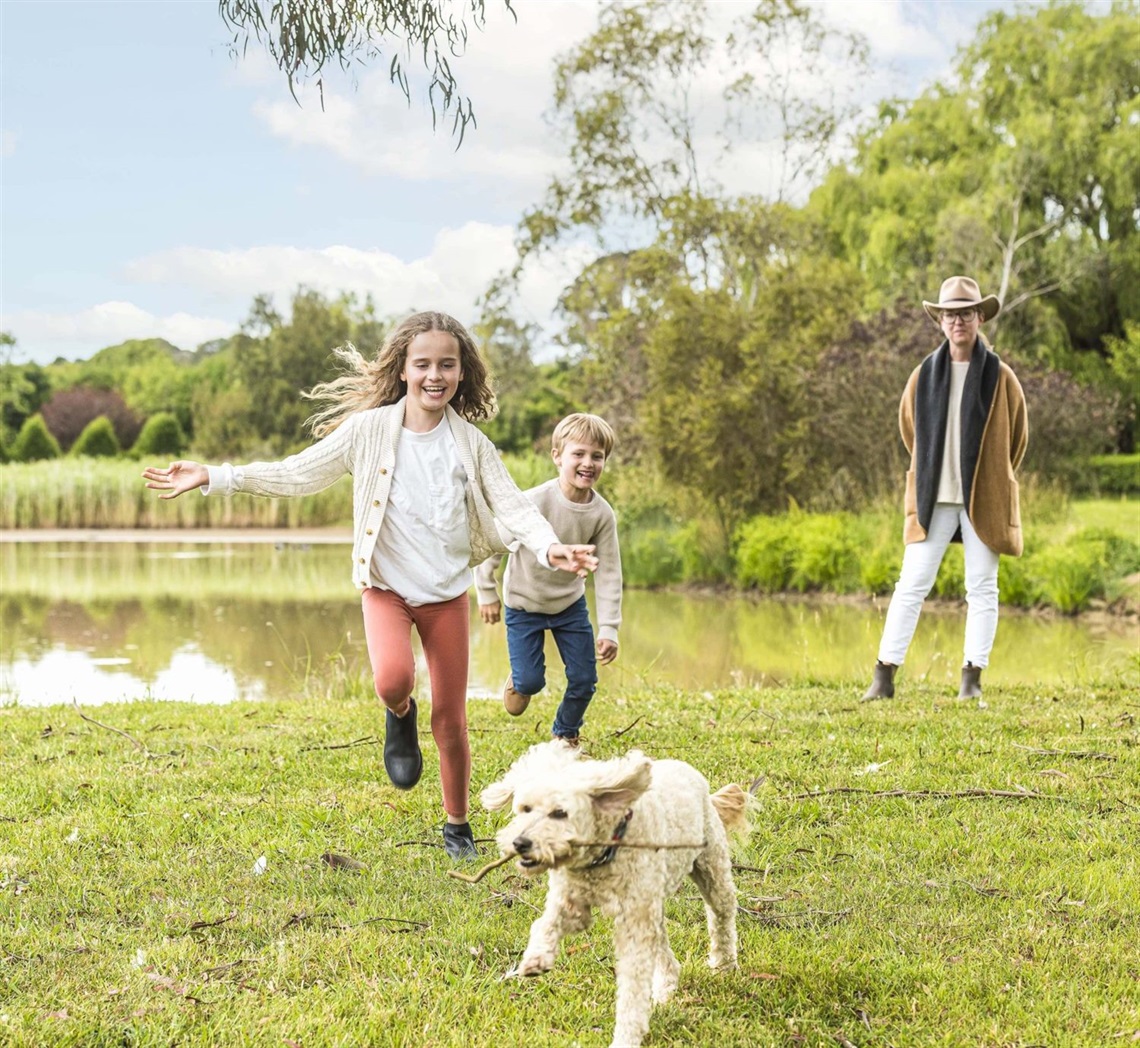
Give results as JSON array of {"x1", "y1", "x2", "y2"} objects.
[
  {"x1": 551, "y1": 413, "x2": 615, "y2": 457},
  {"x1": 304, "y1": 311, "x2": 495, "y2": 437}
]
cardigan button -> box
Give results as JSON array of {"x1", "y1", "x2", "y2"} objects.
[
  {"x1": 358, "y1": 557, "x2": 365, "y2": 564},
  {"x1": 380, "y1": 468, "x2": 388, "y2": 475},
  {"x1": 373, "y1": 499, "x2": 380, "y2": 506},
  {"x1": 365, "y1": 528, "x2": 373, "y2": 536}
]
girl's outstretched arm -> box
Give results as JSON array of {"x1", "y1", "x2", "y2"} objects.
[
  {"x1": 142, "y1": 461, "x2": 209, "y2": 500},
  {"x1": 547, "y1": 543, "x2": 598, "y2": 578}
]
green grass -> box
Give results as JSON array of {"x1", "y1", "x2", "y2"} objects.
[{"x1": 2, "y1": 678, "x2": 1137, "y2": 1046}]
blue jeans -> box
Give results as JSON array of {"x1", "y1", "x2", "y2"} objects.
[{"x1": 504, "y1": 596, "x2": 597, "y2": 738}]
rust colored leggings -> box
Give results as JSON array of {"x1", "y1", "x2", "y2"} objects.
[{"x1": 361, "y1": 587, "x2": 471, "y2": 820}]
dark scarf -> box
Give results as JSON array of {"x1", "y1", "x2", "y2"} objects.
[{"x1": 913, "y1": 338, "x2": 1000, "y2": 536}]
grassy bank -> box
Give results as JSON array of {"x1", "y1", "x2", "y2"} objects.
[{"x1": 2, "y1": 677, "x2": 1137, "y2": 1046}]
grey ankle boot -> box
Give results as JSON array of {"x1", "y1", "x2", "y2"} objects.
[
  {"x1": 862, "y1": 662, "x2": 897, "y2": 701},
  {"x1": 959, "y1": 663, "x2": 983, "y2": 699}
]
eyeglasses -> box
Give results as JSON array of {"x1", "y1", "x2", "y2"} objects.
[{"x1": 940, "y1": 309, "x2": 979, "y2": 324}]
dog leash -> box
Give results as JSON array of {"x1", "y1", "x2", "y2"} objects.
[{"x1": 587, "y1": 808, "x2": 634, "y2": 868}]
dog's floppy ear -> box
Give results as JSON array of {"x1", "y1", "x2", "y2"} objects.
[
  {"x1": 588, "y1": 754, "x2": 652, "y2": 816},
  {"x1": 481, "y1": 775, "x2": 514, "y2": 811}
]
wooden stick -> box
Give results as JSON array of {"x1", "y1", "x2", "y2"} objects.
[{"x1": 447, "y1": 852, "x2": 515, "y2": 883}]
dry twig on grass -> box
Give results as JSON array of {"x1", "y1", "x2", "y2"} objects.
[
  {"x1": 1013, "y1": 744, "x2": 1116, "y2": 761},
  {"x1": 298, "y1": 735, "x2": 380, "y2": 752},
  {"x1": 783, "y1": 786, "x2": 1062, "y2": 801},
  {"x1": 72, "y1": 701, "x2": 149, "y2": 754}
]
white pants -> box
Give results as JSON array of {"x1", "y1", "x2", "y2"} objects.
[{"x1": 877, "y1": 503, "x2": 1001, "y2": 669}]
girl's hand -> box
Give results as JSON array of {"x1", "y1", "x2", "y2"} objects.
[
  {"x1": 548, "y1": 543, "x2": 598, "y2": 578},
  {"x1": 142, "y1": 461, "x2": 209, "y2": 500},
  {"x1": 479, "y1": 601, "x2": 502, "y2": 625}
]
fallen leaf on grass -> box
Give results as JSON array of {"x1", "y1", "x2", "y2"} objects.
[
  {"x1": 321, "y1": 852, "x2": 366, "y2": 871},
  {"x1": 855, "y1": 760, "x2": 892, "y2": 776},
  {"x1": 145, "y1": 972, "x2": 189, "y2": 995},
  {"x1": 45, "y1": 1010, "x2": 69, "y2": 1020},
  {"x1": 749, "y1": 972, "x2": 780, "y2": 980}
]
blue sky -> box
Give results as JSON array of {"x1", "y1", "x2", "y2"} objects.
[{"x1": 1, "y1": 0, "x2": 1025, "y2": 366}]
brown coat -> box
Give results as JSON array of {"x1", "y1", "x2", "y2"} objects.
[{"x1": 899, "y1": 356, "x2": 1028, "y2": 556}]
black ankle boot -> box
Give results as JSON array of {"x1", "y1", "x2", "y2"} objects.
[
  {"x1": 442, "y1": 821, "x2": 478, "y2": 860},
  {"x1": 861, "y1": 662, "x2": 897, "y2": 701},
  {"x1": 959, "y1": 663, "x2": 983, "y2": 699},
  {"x1": 383, "y1": 698, "x2": 423, "y2": 790}
]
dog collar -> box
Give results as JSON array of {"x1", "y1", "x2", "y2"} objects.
[{"x1": 587, "y1": 809, "x2": 633, "y2": 868}]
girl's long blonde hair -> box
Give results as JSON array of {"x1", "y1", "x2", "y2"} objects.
[{"x1": 304, "y1": 311, "x2": 496, "y2": 438}]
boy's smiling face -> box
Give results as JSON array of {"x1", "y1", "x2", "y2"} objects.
[{"x1": 553, "y1": 440, "x2": 607, "y2": 503}]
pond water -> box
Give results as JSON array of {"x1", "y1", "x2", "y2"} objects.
[{"x1": 1, "y1": 539, "x2": 1136, "y2": 707}]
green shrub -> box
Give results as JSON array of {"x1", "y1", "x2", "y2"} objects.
[
  {"x1": 787, "y1": 514, "x2": 862, "y2": 592},
  {"x1": 1029, "y1": 539, "x2": 1111, "y2": 614},
  {"x1": 860, "y1": 540, "x2": 901, "y2": 596},
  {"x1": 132, "y1": 412, "x2": 186, "y2": 458},
  {"x1": 673, "y1": 519, "x2": 731, "y2": 584},
  {"x1": 933, "y1": 544, "x2": 965, "y2": 598},
  {"x1": 621, "y1": 526, "x2": 684, "y2": 587},
  {"x1": 1085, "y1": 454, "x2": 1140, "y2": 495},
  {"x1": 70, "y1": 416, "x2": 121, "y2": 458},
  {"x1": 734, "y1": 515, "x2": 796, "y2": 591},
  {"x1": 10, "y1": 414, "x2": 61, "y2": 462},
  {"x1": 998, "y1": 552, "x2": 1038, "y2": 608}
]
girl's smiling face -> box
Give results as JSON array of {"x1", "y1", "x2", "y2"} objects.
[{"x1": 401, "y1": 330, "x2": 464, "y2": 429}]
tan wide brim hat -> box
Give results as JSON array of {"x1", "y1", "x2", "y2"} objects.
[{"x1": 923, "y1": 275, "x2": 1001, "y2": 322}]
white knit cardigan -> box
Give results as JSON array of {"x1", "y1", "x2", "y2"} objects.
[{"x1": 208, "y1": 398, "x2": 560, "y2": 591}]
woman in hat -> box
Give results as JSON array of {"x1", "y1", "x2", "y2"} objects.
[{"x1": 863, "y1": 276, "x2": 1029, "y2": 701}]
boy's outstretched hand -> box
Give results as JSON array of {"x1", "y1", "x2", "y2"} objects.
[
  {"x1": 142, "y1": 461, "x2": 208, "y2": 499},
  {"x1": 548, "y1": 544, "x2": 598, "y2": 578}
]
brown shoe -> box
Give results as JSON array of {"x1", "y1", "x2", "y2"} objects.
[{"x1": 503, "y1": 676, "x2": 531, "y2": 716}]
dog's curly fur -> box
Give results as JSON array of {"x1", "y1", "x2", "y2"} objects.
[{"x1": 482, "y1": 741, "x2": 747, "y2": 1048}]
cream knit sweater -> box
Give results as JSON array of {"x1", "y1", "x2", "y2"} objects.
[{"x1": 206, "y1": 398, "x2": 560, "y2": 591}]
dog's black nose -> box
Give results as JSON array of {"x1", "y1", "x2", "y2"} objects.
[{"x1": 513, "y1": 836, "x2": 532, "y2": 855}]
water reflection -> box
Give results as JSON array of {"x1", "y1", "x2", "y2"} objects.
[{"x1": 1, "y1": 541, "x2": 1135, "y2": 706}]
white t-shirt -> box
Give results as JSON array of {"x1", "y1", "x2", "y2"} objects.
[
  {"x1": 936, "y1": 360, "x2": 971, "y2": 504},
  {"x1": 373, "y1": 421, "x2": 471, "y2": 606}
]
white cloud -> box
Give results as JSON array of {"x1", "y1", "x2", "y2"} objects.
[
  {"x1": 247, "y1": 0, "x2": 596, "y2": 194},
  {"x1": 0, "y1": 302, "x2": 235, "y2": 363},
  {"x1": 124, "y1": 222, "x2": 595, "y2": 358},
  {"x1": 125, "y1": 222, "x2": 518, "y2": 314}
]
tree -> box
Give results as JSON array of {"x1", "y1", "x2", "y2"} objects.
[
  {"x1": 218, "y1": 0, "x2": 514, "y2": 141},
  {"x1": 474, "y1": 311, "x2": 574, "y2": 454},
  {"x1": 809, "y1": 1, "x2": 1140, "y2": 367},
  {"x1": 40, "y1": 387, "x2": 141, "y2": 452},
  {"x1": 193, "y1": 288, "x2": 389, "y2": 457},
  {"x1": 70, "y1": 417, "x2": 122, "y2": 458},
  {"x1": 133, "y1": 412, "x2": 188, "y2": 459},
  {"x1": 515, "y1": 0, "x2": 867, "y2": 266},
  {"x1": 0, "y1": 332, "x2": 51, "y2": 449},
  {"x1": 11, "y1": 414, "x2": 62, "y2": 462}
]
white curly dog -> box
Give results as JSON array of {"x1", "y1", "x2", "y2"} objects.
[{"x1": 481, "y1": 741, "x2": 748, "y2": 1048}]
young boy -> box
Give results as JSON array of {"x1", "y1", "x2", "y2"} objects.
[{"x1": 475, "y1": 413, "x2": 622, "y2": 744}]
